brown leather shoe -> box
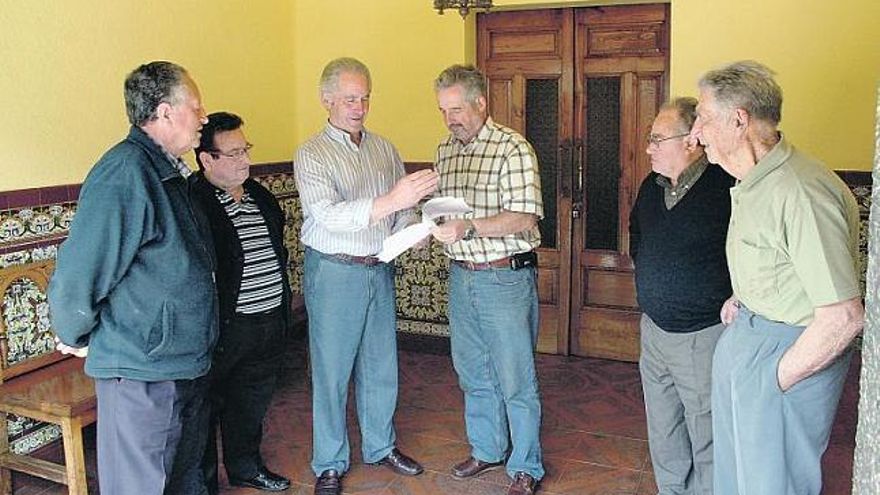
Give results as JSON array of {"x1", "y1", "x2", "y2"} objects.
[
  {"x1": 377, "y1": 448, "x2": 424, "y2": 476},
  {"x1": 507, "y1": 472, "x2": 538, "y2": 495},
  {"x1": 313, "y1": 469, "x2": 341, "y2": 495},
  {"x1": 451, "y1": 456, "x2": 504, "y2": 479}
]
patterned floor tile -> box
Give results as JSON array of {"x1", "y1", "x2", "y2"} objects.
[
  {"x1": 543, "y1": 429, "x2": 649, "y2": 471},
  {"x1": 394, "y1": 406, "x2": 467, "y2": 442},
  {"x1": 544, "y1": 460, "x2": 641, "y2": 495},
  {"x1": 10, "y1": 348, "x2": 859, "y2": 495},
  {"x1": 393, "y1": 433, "x2": 471, "y2": 474},
  {"x1": 635, "y1": 470, "x2": 657, "y2": 495}
]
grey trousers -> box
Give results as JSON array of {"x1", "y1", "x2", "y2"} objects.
[
  {"x1": 96, "y1": 376, "x2": 210, "y2": 495},
  {"x1": 712, "y1": 305, "x2": 851, "y2": 495},
  {"x1": 640, "y1": 314, "x2": 724, "y2": 495}
]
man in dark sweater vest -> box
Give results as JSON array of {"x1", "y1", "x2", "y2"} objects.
[{"x1": 629, "y1": 97, "x2": 735, "y2": 495}]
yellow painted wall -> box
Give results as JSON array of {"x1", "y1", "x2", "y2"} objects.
[
  {"x1": 669, "y1": 0, "x2": 880, "y2": 171},
  {"x1": 1, "y1": 0, "x2": 877, "y2": 191},
  {"x1": 291, "y1": 0, "x2": 469, "y2": 164},
  {"x1": 0, "y1": 1, "x2": 295, "y2": 190}
]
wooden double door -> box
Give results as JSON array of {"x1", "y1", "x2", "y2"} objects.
[{"x1": 477, "y1": 4, "x2": 669, "y2": 361}]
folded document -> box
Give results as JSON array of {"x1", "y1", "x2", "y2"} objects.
[{"x1": 377, "y1": 197, "x2": 472, "y2": 262}]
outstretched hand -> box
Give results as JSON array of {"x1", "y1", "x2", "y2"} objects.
[{"x1": 389, "y1": 169, "x2": 439, "y2": 210}]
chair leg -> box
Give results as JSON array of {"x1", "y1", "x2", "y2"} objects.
[
  {"x1": 60, "y1": 417, "x2": 87, "y2": 495},
  {"x1": 0, "y1": 414, "x2": 11, "y2": 495}
]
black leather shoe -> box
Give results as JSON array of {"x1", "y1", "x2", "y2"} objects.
[
  {"x1": 229, "y1": 467, "x2": 291, "y2": 492},
  {"x1": 376, "y1": 448, "x2": 424, "y2": 476},
  {"x1": 314, "y1": 469, "x2": 341, "y2": 495}
]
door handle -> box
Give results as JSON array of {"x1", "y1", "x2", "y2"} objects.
[
  {"x1": 573, "y1": 138, "x2": 584, "y2": 196},
  {"x1": 558, "y1": 138, "x2": 573, "y2": 198},
  {"x1": 571, "y1": 138, "x2": 584, "y2": 219}
]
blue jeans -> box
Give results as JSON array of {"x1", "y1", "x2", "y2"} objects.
[
  {"x1": 304, "y1": 248, "x2": 399, "y2": 475},
  {"x1": 448, "y1": 262, "x2": 544, "y2": 480}
]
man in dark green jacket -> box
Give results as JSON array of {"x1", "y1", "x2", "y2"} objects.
[{"x1": 48, "y1": 61, "x2": 217, "y2": 495}]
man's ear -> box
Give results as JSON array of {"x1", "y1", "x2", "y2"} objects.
[
  {"x1": 684, "y1": 134, "x2": 700, "y2": 153},
  {"x1": 475, "y1": 95, "x2": 487, "y2": 114},
  {"x1": 320, "y1": 92, "x2": 333, "y2": 111},
  {"x1": 155, "y1": 101, "x2": 174, "y2": 122},
  {"x1": 199, "y1": 151, "x2": 216, "y2": 174},
  {"x1": 734, "y1": 108, "x2": 750, "y2": 131}
]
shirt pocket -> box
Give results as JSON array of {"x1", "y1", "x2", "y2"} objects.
[{"x1": 469, "y1": 169, "x2": 500, "y2": 198}]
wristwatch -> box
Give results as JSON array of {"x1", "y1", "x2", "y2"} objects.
[{"x1": 462, "y1": 220, "x2": 477, "y2": 241}]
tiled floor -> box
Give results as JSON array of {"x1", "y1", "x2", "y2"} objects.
[{"x1": 11, "y1": 343, "x2": 860, "y2": 494}]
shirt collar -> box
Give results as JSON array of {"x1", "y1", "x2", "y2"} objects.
[
  {"x1": 476, "y1": 117, "x2": 495, "y2": 140},
  {"x1": 655, "y1": 155, "x2": 709, "y2": 191},
  {"x1": 323, "y1": 120, "x2": 368, "y2": 150},
  {"x1": 213, "y1": 185, "x2": 249, "y2": 202},
  {"x1": 738, "y1": 132, "x2": 791, "y2": 190}
]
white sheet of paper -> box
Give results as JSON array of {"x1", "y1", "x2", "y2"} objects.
[
  {"x1": 377, "y1": 196, "x2": 472, "y2": 262},
  {"x1": 421, "y1": 196, "x2": 472, "y2": 220}
]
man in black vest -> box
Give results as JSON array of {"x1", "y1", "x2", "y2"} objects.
[
  {"x1": 629, "y1": 97, "x2": 734, "y2": 495},
  {"x1": 192, "y1": 112, "x2": 292, "y2": 493}
]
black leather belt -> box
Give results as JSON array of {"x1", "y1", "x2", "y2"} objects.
[
  {"x1": 452, "y1": 251, "x2": 537, "y2": 271},
  {"x1": 453, "y1": 256, "x2": 515, "y2": 271}
]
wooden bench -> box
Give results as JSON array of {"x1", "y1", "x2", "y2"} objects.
[{"x1": 0, "y1": 260, "x2": 96, "y2": 495}]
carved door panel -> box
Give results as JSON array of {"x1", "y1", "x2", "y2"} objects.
[
  {"x1": 478, "y1": 4, "x2": 669, "y2": 360},
  {"x1": 478, "y1": 9, "x2": 574, "y2": 355}
]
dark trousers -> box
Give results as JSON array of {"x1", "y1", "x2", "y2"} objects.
[
  {"x1": 203, "y1": 309, "x2": 285, "y2": 493},
  {"x1": 95, "y1": 376, "x2": 210, "y2": 495}
]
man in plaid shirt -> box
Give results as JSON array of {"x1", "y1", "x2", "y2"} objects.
[{"x1": 431, "y1": 64, "x2": 544, "y2": 495}]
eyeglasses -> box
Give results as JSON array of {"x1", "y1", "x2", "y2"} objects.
[
  {"x1": 209, "y1": 143, "x2": 253, "y2": 160},
  {"x1": 646, "y1": 133, "x2": 689, "y2": 147}
]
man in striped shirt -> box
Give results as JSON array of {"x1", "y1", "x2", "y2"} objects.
[
  {"x1": 431, "y1": 64, "x2": 545, "y2": 495},
  {"x1": 294, "y1": 57, "x2": 438, "y2": 495},
  {"x1": 192, "y1": 112, "x2": 292, "y2": 493}
]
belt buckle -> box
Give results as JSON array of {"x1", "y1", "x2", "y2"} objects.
[
  {"x1": 363, "y1": 256, "x2": 380, "y2": 266},
  {"x1": 460, "y1": 260, "x2": 478, "y2": 270},
  {"x1": 333, "y1": 253, "x2": 353, "y2": 264}
]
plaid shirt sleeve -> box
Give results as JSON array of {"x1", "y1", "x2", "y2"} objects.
[{"x1": 500, "y1": 139, "x2": 544, "y2": 219}]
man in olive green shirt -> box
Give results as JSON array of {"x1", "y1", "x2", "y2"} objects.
[{"x1": 691, "y1": 61, "x2": 863, "y2": 495}]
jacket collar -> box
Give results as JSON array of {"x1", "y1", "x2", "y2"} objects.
[{"x1": 125, "y1": 126, "x2": 186, "y2": 181}]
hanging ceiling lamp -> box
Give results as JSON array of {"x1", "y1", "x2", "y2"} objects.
[{"x1": 433, "y1": 0, "x2": 493, "y2": 18}]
